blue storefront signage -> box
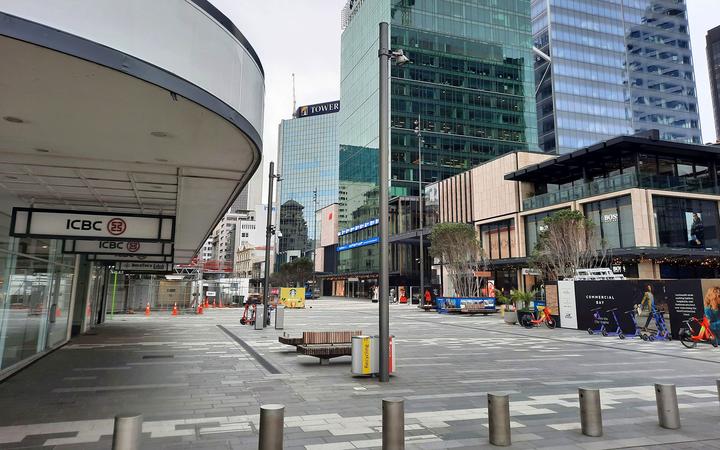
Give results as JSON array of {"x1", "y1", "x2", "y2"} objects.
[
  {"x1": 337, "y1": 236, "x2": 379, "y2": 252},
  {"x1": 435, "y1": 297, "x2": 497, "y2": 313},
  {"x1": 338, "y1": 218, "x2": 379, "y2": 237}
]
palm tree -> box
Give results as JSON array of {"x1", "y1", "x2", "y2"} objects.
[{"x1": 510, "y1": 289, "x2": 537, "y2": 312}]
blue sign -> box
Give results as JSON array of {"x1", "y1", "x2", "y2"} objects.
[
  {"x1": 338, "y1": 218, "x2": 379, "y2": 236},
  {"x1": 435, "y1": 297, "x2": 497, "y2": 314},
  {"x1": 337, "y1": 236, "x2": 379, "y2": 252}
]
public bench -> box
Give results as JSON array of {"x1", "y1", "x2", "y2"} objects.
[{"x1": 295, "y1": 330, "x2": 361, "y2": 365}]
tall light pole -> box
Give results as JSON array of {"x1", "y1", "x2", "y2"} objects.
[
  {"x1": 414, "y1": 115, "x2": 425, "y2": 307},
  {"x1": 263, "y1": 161, "x2": 280, "y2": 327},
  {"x1": 312, "y1": 188, "x2": 318, "y2": 297},
  {"x1": 378, "y1": 21, "x2": 409, "y2": 382}
]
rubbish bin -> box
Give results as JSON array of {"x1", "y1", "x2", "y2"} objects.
[
  {"x1": 351, "y1": 335, "x2": 396, "y2": 376},
  {"x1": 255, "y1": 305, "x2": 264, "y2": 330},
  {"x1": 275, "y1": 306, "x2": 285, "y2": 330}
]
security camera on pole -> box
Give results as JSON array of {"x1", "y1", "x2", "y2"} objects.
[{"x1": 377, "y1": 21, "x2": 410, "y2": 383}]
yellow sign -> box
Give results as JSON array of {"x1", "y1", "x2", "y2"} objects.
[
  {"x1": 280, "y1": 287, "x2": 305, "y2": 308},
  {"x1": 361, "y1": 337, "x2": 371, "y2": 374}
]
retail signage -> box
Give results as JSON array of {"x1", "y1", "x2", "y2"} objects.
[
  {"x1": 63, "y1": 240, "x2": 173, "y2": 256},
  {"x1": 88, "y1": 254, "x2": 173, "y2": 263},
  {"x1": 206, "y1": 291, "x2": 217, "y2": 297},
  {"x1": 557, "y1": 280, "x2": 577, "y2": 329},
  {"x1": 296, "y1": 100, "x2": 340, "y2": 118},
  {"x1": 11, "y1": 208, "x2": 174, "y2": 241},
  {"x1": 337, "y1": 236, "x2": 379, "y2": 252},
  {"x1": 115, "y1": 262, "x2": 172, "y2": 272},
  {"x1": 338, "y1": 218, "x2": 379, "y2": 237}
]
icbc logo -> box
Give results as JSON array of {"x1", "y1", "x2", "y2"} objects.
[
  {"x1": 127, "y1": 241, "x2": 140, "y2": 253},
  {"x1": 107, "y1": 218, "x2": 127, "y2": 236}
]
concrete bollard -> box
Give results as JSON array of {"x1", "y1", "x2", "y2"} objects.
[
  {"x1": 716, "y1": 379, "x2": 720, "y2": 406},
  {"x1": 111, "y1": 413, "x2": 142, "y2": 450},
  {"x1": 258, "y1": 404, "x2": 284, "y2": 450},
  {"x1": 578, "y1": 388, "x2": 603, "y2": 437},
  {"x1": 488, "y1": 393, "x2": 511, "y2": 446},
  {"x1": 655, "y1": 384, "x2": 680, "y2": 429},
  {"x1": 382, "y1": 398, "x2": 405, "y2": 450}
]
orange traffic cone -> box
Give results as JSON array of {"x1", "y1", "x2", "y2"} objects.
[
  {"x1": 197, "y1": 304, "x2": 204, "y2": 315},
  {"x1": 172, "y1": 303, "x2": 178, "y2": 316},
  {"x1": 204, "y1": 298, "x2": 209, "y2": 308},
  {"x1": 56, "y1": 306, "x2": 62, "y2": 318},
  {"x1": 145, "y1": 302, "x2": 151, "y2": 316},
  {"x1": 219, "y1": 298, "x2": 224, "y2": 308}
]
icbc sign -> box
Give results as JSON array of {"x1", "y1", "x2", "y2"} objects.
[
  {"x1": 107, "y1": 218, "x2": 127, "y2": 235},
  {"x1": 127, "y1": 241, "x2": 140, "y2": 252}
]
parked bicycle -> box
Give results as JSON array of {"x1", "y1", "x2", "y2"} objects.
[
  {"x1": 679, "y1": 316, "x2": 718, "y2": 348},
  {"x1": 520, "y1": 306, "x2": 556, "y2": 329}
]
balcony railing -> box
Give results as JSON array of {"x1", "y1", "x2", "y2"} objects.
[{"x1": 522, "y1": 172, "x2": 718, "y2": 211}]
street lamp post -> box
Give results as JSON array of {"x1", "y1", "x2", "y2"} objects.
[
  {"x1": 262, "y1": 161, "x2": 280, "y2": 327},
  {"x1": 312, "y1": 188, "x2": 318, "y2": 297},
  {"x1": 378, "y1": 21, "x2": 409, "y2": 382},
  {"x1": 414, "y1": 115, "x2": 425, "y2": 307}
]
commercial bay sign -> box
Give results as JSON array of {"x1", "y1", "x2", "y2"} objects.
[
  {"x1": 63, "y1": 240, "x2": 173, "y2": 256},
  {"x1": 11, "y1": 208, "x2": 174, "y2": 241}
]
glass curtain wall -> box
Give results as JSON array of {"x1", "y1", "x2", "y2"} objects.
[
  {"x1": 653, "y1": 196, "x2": 720, "y2": 249},
  {"x1": 0, "y1": 237, "x2": 76, "y2": 372},
  {"x1": 583, "y1": 195, "x2": 636, "y2": 249}
]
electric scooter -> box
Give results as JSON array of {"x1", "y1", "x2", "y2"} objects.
[
  {"x1": 602, "y1": 308, "x2": 624, "y2": 338},
  {"x1": 588, "y1": 307, "x2": 606, "y2": 335},
  {"x1": 622, "y1": 307, "x2": 649, "y2": 340},
  {"x1": 645, "y1": 307, "x2": 672, "y2": 341}
]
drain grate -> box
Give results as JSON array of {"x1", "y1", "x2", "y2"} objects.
[{"x1": 142, "y1": 354, "x2": 174, "y2": 359}]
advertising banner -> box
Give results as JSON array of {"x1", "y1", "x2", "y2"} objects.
[
  {"x1": 557, "y1": 280, "x2": 578, "y2": 329},
  {"x1": 573, "y1": 280, "x2": 707, "y2": 338},
  {"x1": 280, "y1": 287, "x2": 305, "y2": 308},
  {"x1": 63, "y1": 240, "x2": 173, "y2": 256}
]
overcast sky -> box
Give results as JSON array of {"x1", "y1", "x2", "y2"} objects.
[{"x1": 213, "y1": 0, "x2": 719, "y2": 193}]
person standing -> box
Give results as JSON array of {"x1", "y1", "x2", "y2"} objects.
[{"x1": 704, "y1": 287, "x2": 720, "y2": 345}]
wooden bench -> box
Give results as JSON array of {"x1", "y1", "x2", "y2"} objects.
[
  {"x1": 278, "y1": 334, "x2": 304, "y2": 347},
  {"x1": 296, "y1": 330, "x2": 361, "y2": 365}
]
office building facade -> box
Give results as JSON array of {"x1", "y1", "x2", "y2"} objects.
[
  {"x1": 708, "y1": 25, "x2": 720, "y2": 141},
  {"x1": 277, "y1": 101, "x2": 340, "y2": 263},
  {"x1": 534, "y1": 0, "x2": 702, "y2": 154},
  {"x1": 332, "y1": 0, "x2": 539, "y2": 296}
]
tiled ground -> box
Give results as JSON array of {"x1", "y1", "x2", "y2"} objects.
[{"x1": 1, "y1": 297, "x2": 720, "y2": 449}]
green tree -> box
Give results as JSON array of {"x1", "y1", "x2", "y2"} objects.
[
  {"x1": 429, "y1": 222, "x2": 487, "y2": 297},
  {"x1": 270, "y1": 257, "x2": 313, "y2": 287},
  {"x1": 530, "y1": 209, "x2": 606, "y2": 280}
]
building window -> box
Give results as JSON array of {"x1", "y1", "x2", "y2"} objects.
[
  {"x1": 480, "y1": 219, "x2": 515, "y2": 259},
  {"x1": 524, "y1": 209, "x2": 568, "y2": 254},
  {"x1": 653, "y1": 196, "x2": 719, "y2": 249},
  {"x1": 583, "y1": 195, "x2": 635, "y2": 249}
]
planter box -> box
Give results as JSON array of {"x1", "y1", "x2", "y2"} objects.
[{"x1": 503, "y1": 310, "x2": 517, "y2": 324}]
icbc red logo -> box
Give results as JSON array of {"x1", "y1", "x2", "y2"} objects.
[
  {"x1": 107, "y1": 218, "x2": 127, "y2": 236},
  {"x1": 127, "y1": 241, "x2": 140, "y2": 252}
]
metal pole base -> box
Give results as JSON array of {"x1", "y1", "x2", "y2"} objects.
[
  {"x1": 578, "y1": 388, "x2": 602, "y2": 437},
  {"x1": 655, "y1": 384, "x2": 680, "y2": 429},
  {"x1": 382, "y1": 398, "x2": 404, "y2": 450},
  {"x1": 259, "y1": 404, "x2": 284, "y2": 450},
  {"x1": 112, "y1": 413, "x2": 142, "y2": 450},
  {"x1": 488, "y1": 393, "x2": 511, "y2": 446}
]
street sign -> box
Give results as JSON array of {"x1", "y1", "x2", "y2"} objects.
[
  {"x1": 11, "y1": 208, "x2": 174, "y2": 241},
  {"x1": 63, "y1": 240, "x2": 173, "y2": 256},
  {"x1": 115, "y1": 262, "x2": 172, "y2": 272},
  {"x1": 206, "y1": 291, "x2": 217, "y2": 297},
  {"x1": 88, "y1": 254, "x2": 173, "y2": 263}
]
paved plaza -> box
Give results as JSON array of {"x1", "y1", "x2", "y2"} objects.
[{"x1": 1, "y1": 298, "x2": 720, "y2": 449}]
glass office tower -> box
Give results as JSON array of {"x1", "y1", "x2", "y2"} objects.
[
  {"x1": 277, "y1": 102, "x2": 339, "y2": 262},
  {"x1": 708, "y1": 25, "x2": 720, "y2": 140},
  {"x1": 336, "y1": 0, "x2": 538, "y2": 293},
  {"x1": 534, "y1": 0, "x2": 702, "y2": 154}
]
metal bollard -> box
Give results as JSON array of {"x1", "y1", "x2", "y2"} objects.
[
  {"x1": 111, "y1": 413, "x2": 142, "y2": 450},
  {"x1": 578, "y1": 388, "x2": 603, "y2": 437},
  {"x1": 488, "y1": 393, "x2": 511, "y2": 446},
  {"x1": 275, "y1": 305, "x2": 285, "y2": 330},
  {"x1": 716, "y1": 379, "x2": 720, "y2": 406},
  {"x1": 655, "y1": 384, "x2": 680, "y2": 429},
  {"x1": 258, "y1": 404, "x2": 284, "y2": 450},
  {"x1": 382, "y1": 398, "x2": 405, "y2": 450}
]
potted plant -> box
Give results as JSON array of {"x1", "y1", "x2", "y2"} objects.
[
  {"x1": 495, "y1": 291, "x2": 516, "y2": 324},
  {"x1": 511, "y1": 289, "x2": 537, "y2": 325}
]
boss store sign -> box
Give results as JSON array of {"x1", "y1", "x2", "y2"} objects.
[
  {"x1": 63, "y1": 240, "x2": 173, "y2": 256},
  {"x1": 11, "y1": 208, "x2": 174, "y2": 241}
]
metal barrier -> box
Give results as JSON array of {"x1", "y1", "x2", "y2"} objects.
[
  {"x1": 258, "y1": 404, "x2": 284, "y2": 450},
  {"x1": 274, "y1": 306, "x2": 285, "y2": 330},
  {"x1": 487, "y1": 393, "x2": 511, "y2": 446},
  {"x1": 655, "y1": 384, "x2": 680, "y2": 429},
  {"x1": 382, "y1": 398, "x2": 404, "y2": 450},
  {"x1": 111, "y1": 413, "x2": 142, "y2": 450},
  {"x1": 578, "y1": 388, "x2": 603, "y2": 437}
]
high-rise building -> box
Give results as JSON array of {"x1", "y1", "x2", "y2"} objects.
[
  {"x1": 534, "y1": 0, "x2": 702, "y2": 154},
  {"x1": 708, "y1": 25, "x2": 720, "y2": 141},
  {"x1": 334, "y1": 0, "x2": 539, "y2": 296},
  {"x1": 277, "y1": 101, "x2": 340, "y2": 263}
]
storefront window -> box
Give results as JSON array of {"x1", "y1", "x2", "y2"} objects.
[
  {"x1": 653, "y1": 196, "x2": 720, "y2": 249},
  {"x1": 480, "y1": 219, "x2": 514, "y2": 259},
  {"x1": 524, "y1": 209, "x2": 567, "y2": 254},
  {"x1": 583, "y1": 195, "x2": 635, "y2": 249}
]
